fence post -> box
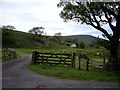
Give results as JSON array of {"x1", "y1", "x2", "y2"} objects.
[
  {"x1": 11, "y1": 51, "x2": 13, "y2": 60},
  {"x1": 78, "y1": 55, "x2": 81, "y2": 69},
  {"x1": 78, "y1": 58, "x2": 81, "y2": 70},
  {"x1": 71, "y1": 52, "x2": 75, "y2": 68},
  {"x1": 86, "y1": 58, "x2": 89, "y2": 71},
  {"x1": 13, "y1": 51, "x2": 17, "y2": 59},
  {"x1": 103, "y1": 58, "x2": 105, "y2": 69},
  {"x1": 32, "y1": 51, "x2": 37, "y2": 64}
]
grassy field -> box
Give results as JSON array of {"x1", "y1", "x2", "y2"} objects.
[
  {"x1": 28, "y1": 63, "x2": 120, "y2": 82},
  {"x1": 15, "y1": 47, "x2": 109, "y2": 57},
  {"x1": 15, "y1": 47, "x2": 120, "y2": 82}
]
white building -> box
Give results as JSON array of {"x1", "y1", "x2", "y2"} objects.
[{"x1": 71, "y1": 44, "x2": 77, "y2": 48}]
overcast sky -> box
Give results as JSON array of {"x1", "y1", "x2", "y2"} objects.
[{"x1": 0, "y1": 0, "x2": 112, "y2": 38}]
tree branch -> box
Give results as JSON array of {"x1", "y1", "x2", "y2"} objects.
[
  {"x1": 89, "y1": 8, "x2": 100, "y2": 27},
  {"x1": 103, "y1": 9, "x2": 115, "y2": 31},
  {"x1": 87, "y1": 15, "x2": 111, "y2": 40},
  {"x1": 103, "y1": 5, "x2": 117, "y2": 20}
]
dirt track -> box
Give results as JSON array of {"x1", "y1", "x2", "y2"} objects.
[{"x1": 2, "y1": 51, "x2": 120, "y2": 88}]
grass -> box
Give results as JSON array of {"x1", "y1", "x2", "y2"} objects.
[
  {"x1": 15, "y1": 47, "x2": 109, "y2": 58},
  {"x1": 28, "y1": 63, "x2": 120, "y2": 82}
]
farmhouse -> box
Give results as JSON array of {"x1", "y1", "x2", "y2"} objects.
[{"x1": 71, "y1": 44, "x2": 77, "y2": 48}]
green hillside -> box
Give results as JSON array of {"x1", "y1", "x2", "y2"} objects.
[
  {"x1": 1, "y1": 28, "x2": 69, "y2": 49},
  {"x1": 1, "y1": 28, "x2": 104, "y2": 49},
  {"x1": 2, "y1": 28, "x2": 38, "y2": 48},
  {"x1": 63, "y1": 35, "x2": 97, "y2": 45}
]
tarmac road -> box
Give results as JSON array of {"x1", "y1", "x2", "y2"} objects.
[{"x1": 2, "y1": 51, "x2": 120, "y2": 88}]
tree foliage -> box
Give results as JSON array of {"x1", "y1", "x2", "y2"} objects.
[
  {"x1": 58, "y1": 1, "x2": 120, "y2": 40},
  {"x1": 53, "y1": 32, "x2": 63, "y2": 43},
  {"x1": 2, "y1": 25, "x2": 16, "y2": 30},
  {"x1": 81, "y1": 42, "x2": 85, "y2": 49},
  {"x1": 29, "y1": 27, "x2": 44, "y2": 37}
]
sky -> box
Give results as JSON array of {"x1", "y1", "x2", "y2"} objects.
[{"x1": 0, "y1": 0, "x2": 112, "y2": 38}]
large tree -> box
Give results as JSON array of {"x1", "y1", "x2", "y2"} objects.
[
  {"x1": 28, "y1": 27, "x2": 44, "y2": 37},
  {"x1": 57, "y1": 1, "x2": 120, "y2": 71}
]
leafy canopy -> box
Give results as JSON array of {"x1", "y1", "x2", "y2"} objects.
[{"x1": 29, "y1": 27, "x2": 44, "y2": 36}]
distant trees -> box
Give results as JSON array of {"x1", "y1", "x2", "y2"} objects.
[
  {"x1": 54, "y1": 32, "x2": 62, "y2": 36},
  {"x1": 53, "y1": 32, "x2": 63, "y2": 43},
  {"x1": 2, "y1": 25, "x2": 16, "y2": 30},
  {"x1": 28, "y1": 27, "x2": 44, "y2": 37},
  {"x1": 79, "y1": 42, "x2": 85, "y2": 49}
]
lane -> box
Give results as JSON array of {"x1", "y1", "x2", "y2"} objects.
[{"x1": 2, "y1": 52, "x2": 120, "y2": 88}]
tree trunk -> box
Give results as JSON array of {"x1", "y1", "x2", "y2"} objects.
[{"x1": 104, "y1": 38, "x2": 120, "y2": 71}]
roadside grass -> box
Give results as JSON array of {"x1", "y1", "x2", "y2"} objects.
[{"x1": 28, "y1": 63, "x2": 120, "y2": 82}]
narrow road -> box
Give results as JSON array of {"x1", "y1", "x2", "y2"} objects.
[{"x1": 2, "y1": 51, "x2": 120, "y2": 88}]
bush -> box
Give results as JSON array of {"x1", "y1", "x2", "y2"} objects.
[{"x1": 79, "y1": 42, "x2": 85, "y2": 49}]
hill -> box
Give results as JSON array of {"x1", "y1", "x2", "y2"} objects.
[
  {"x1": 63, "y1": 35, "x2": 98, "y2": 45},
  {"x1": 1, "y1": 28, "x2": 69, "y2": 49},
  {"x1": 2, "y1": 28, "x2": 39, "y2": 48},
  {"x1": 1, "y1": 28, "x2": 104, "y2": 49}
]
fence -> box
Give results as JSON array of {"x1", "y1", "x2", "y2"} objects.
[
  {"x1": 31, "y1": 51, "x2": 76, "y2": 67},
  {"x1": 2, "y1": 48, "x2": 17, "y2": 60},
  {"x1": 78, "y1": 54, "x2": 106, "y2": 70},
  {"x1": 31, "y1": 51, "x2": 107, "y2": 70},
  {"x1": 78, "y1": 54, "x2": 90, "y2": 70}
]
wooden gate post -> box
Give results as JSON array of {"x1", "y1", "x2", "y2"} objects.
[
  {"x1": 71, "y1": 52, "x2": 76, "y2": 68},
  {"x1": 86, "y1": 58, "x2": 89, "y2": 71},
  {"x1": 78, "y1": 55, "x2": 81, "y2": 69},
  {"x1": 103, "y1": 58, "x2": 105, "y2": 69},
  {"x1": 13, "y1": 51, "x2": 17, "y2": 59},
  {"x1": 11, "y1": 51, "x2": 13, "y2": 60},
  {"x1": 31, "y1": 51, "x2": 37, "y2": 64},
  {"x1": 78, "y1": 59, "x2": 81, "y2": 70}
]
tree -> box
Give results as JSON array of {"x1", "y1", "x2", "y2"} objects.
[
  {"x1": 79, "y1": 42, "x2": 86, "y2": 49},
  {"x1": 58, "y1": 1, "x2": 120, "y2": 71},
  {"x1": 54, "y1": 32, "x2": 62, "y2": 36},
  {"x1": 28, "y1": 27, "x2": 44, "y2": 37},
  {"x1": 2, "y1": 25, "x2": 16, "y2": 30},
  {"x1": 54, "y1": 32, "x2": 63, "y2": 43}
]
